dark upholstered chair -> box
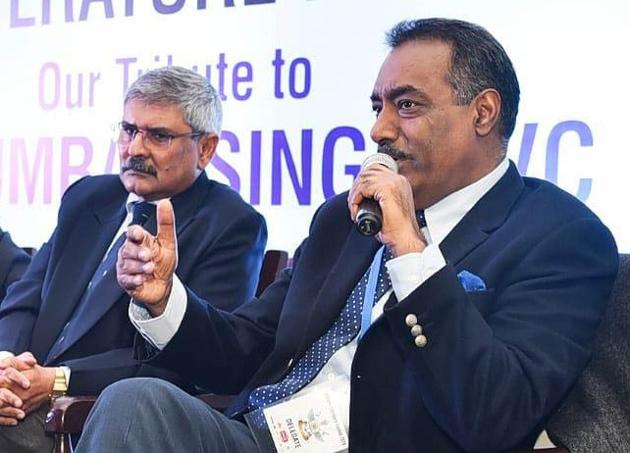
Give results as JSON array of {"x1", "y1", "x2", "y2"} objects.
[
  {"x1": 44, "y1": 249, "x2": 288, "y2": 453},
  {"x1": 255, "y1": 249, "x2": 288, "y2": 297},
  {"x1": 544, "y1": 254, "x2": 630, "y2": 452}
]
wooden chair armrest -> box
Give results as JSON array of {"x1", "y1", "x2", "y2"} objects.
[
  {"x1": 45, "y1": 396, "x2": 98, "y2": 453},
  {"x1": 45, "y1": 396, "x2": 98, "y2": 434}
]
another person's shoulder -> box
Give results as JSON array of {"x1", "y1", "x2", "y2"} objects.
[{"x1": 0, "y1": 228, "x2": 27, "y2": 257}]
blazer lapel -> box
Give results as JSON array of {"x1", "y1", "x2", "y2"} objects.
[
  {"x1": 34, "y1": 197, "x2": 126, "y2": 360},
  {"x1": 440, "y1": 162, "x2": 524, "y2": 266}
]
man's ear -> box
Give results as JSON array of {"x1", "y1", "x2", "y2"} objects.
[
  {"x1": 472, "y1": 89, "x2": 501, "y2": 137},
  {"x1": 197, "y1": 133, "x2": 219, "y2": 169}
]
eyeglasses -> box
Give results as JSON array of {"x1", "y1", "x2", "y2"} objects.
[{"x1": 116, "y1": 122, "x2": 204, "y2": 150}]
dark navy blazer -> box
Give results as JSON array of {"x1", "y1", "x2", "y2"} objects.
[
  {"x1": 0, "y1": 229, "x2": 30, "y2": 302},
  {"x1": 0, "y1": 172, "x2": 266, "y2": 395},
  {"x1": 141, "y1": 163, "x2": 617, "y2": 452}
]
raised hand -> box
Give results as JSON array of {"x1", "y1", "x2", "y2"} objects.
[{"x1": 117, "y1": 199, "x2": 178, "y2": 316}]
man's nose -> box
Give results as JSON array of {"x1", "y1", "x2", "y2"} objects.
[
  {"x1": 370, "y1": 106, "x2": 399, "y2": 144},
  {"x1": 127, "y1": 131, "x2": 150, "y2": 156}
]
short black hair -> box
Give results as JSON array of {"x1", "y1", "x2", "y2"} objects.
[{"x1": 386, "y1": 18, "x2": 520, "y2": 143}]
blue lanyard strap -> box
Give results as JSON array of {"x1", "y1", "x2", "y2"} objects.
[{"x1": 359, "y1": 246, "x2": 385, "y2": 340}]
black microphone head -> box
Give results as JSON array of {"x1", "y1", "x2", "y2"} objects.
[
  {"x1": 357, "y1": 199, "x2": 382, "y2": 236},
  {"x1": 360, "y1": 153, "x2": 398, "y2": 173},
  {"x1": 131, "y1": 202, "x2": 156, "y2": 226}
]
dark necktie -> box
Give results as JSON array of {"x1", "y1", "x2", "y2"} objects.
[
  {"x1": 248, "y1": 246, "x2": 394, "y2": 411},
  {"x1": 46, "y1": 201, "x2": 155, "y2": 363}
]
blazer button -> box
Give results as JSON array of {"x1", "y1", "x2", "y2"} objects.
[
  {"x1": 410, "y1": 324, "x2": 423, "y2": 337},
  {"x1": 414, "y1": 335, "x2": 428, "y2": 348},
  {"x1": 405, "y1": 314, "x2": 418, "y2": 327}
]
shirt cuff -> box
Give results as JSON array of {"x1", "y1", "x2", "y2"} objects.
[
  {"x1": 60, "y1": 366, "x2": 71, "y2": 386},
  {"x1": 386, "y1": 243, "x2": 446, "y2": 301},
  {"x1": 0, "y1": 351, "x2": 14, "y2": 361},
  {"x1": 128, "y1": 275, "x2": 187, "y2": 350}
]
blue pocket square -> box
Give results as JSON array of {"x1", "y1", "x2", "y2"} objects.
[{"x1": 457, "y1": 270, "x2": 486, "y2": 292}]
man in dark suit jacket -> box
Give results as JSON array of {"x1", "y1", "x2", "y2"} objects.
[
  {"x1": 0, "y1": 66, "x2": 266, "y2": 452},
  {"x1": 0, "y1": 229, "x2": 30, "y2": 302},
  {"x1": 77, "y1": 19, "x2": 617, "y2": 453}
]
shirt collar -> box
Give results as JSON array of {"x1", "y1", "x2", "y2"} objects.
[
  {"x1": 424, "y1": 158, "x2": 509, "y2": 245},
  {"x1": 125, "y1": 192, "x2": 143, "y2": 217}
]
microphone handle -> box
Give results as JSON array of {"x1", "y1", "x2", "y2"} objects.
[{"x1": 357, "y1": 199, "x2": 382, "y2": 236}]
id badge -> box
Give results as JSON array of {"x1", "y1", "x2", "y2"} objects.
[{"x1": 245, "y1": 383, "x2": 349, "y2": 453}]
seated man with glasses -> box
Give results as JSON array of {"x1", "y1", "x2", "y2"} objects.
[{"x1": 0, "y1": 66, "x2": 267, "y2": 453}]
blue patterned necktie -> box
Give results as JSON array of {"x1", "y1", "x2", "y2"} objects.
[
  {"x1": 46, "y1": 201, "x2": 154, "y2": 362},
  {"x1": 248, "y1": 246, "x2": 394, "y2": 411}
]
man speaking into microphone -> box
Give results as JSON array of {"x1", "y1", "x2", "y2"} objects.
[{"x1": 79, "y1": 19, "x2": 616, "y2": 452}]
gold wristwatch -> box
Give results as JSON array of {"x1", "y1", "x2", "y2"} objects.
[{"x1": 49, "y1": 367, "x2": 68, "y2": 402}]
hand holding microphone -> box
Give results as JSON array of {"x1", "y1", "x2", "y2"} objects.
[
  {"x1": 355, "y1": 153, "x2": 399, "y2": 236},
  {"x1": 117, "y1": 200, "x2": 178, "y2": 317},
  {"x1": 349, "y1": 153, "x2": 427, "y2": 256}
]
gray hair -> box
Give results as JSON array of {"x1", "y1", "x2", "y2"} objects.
[{"x1": 125, "y1": 66, "x2": 222, "y2": 135}]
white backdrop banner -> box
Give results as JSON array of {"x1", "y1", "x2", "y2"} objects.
[{"x1": 1, "y1": 0, "x2": 628, "y2": 253}]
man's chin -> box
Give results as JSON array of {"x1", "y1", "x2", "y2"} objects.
[{"x1": 120, "y1": 174, "x2": 156, "y2": 197}]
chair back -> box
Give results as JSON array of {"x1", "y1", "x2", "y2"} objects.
[
  {"x1": 256, "y1": 250, "x2": 289, "y2": 297},
  {"x1": 547, "y1": 254, "x2": 630, "y2": 451}
]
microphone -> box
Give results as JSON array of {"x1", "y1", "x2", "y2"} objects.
[
  {"x1": 131, "y1": 202, "x2": 156, "y2": 227},
  {"x1": 356, "y1": 153, "x2": 398, "y2": 236}
]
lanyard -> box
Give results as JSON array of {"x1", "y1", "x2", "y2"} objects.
[{"x1": 359, "y1": 246, "x2": 385, "y2": 340}]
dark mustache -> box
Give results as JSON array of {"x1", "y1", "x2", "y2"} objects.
[
  {"x1": 121, "y1": 157, "x2": 157, "y2": 177},
  {"x1": 376, "y1": 142, "x2": 409, "y2": 161}
]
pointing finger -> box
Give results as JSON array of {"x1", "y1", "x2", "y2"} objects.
[{"x1": 156, "y1": 200, "x2": 176, "y2": 252}]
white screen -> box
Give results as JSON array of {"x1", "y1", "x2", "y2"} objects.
[{"x1": 1, "y1": 0, "x2": 628, "y2": 254}]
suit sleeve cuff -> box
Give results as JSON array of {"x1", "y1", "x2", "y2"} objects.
[
  {"x1": 386, "y1": 244, "x2": 446, "y2": 301},
  {"x1": 128, "y1": 275, "x2": 187, "y2": 350}
]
